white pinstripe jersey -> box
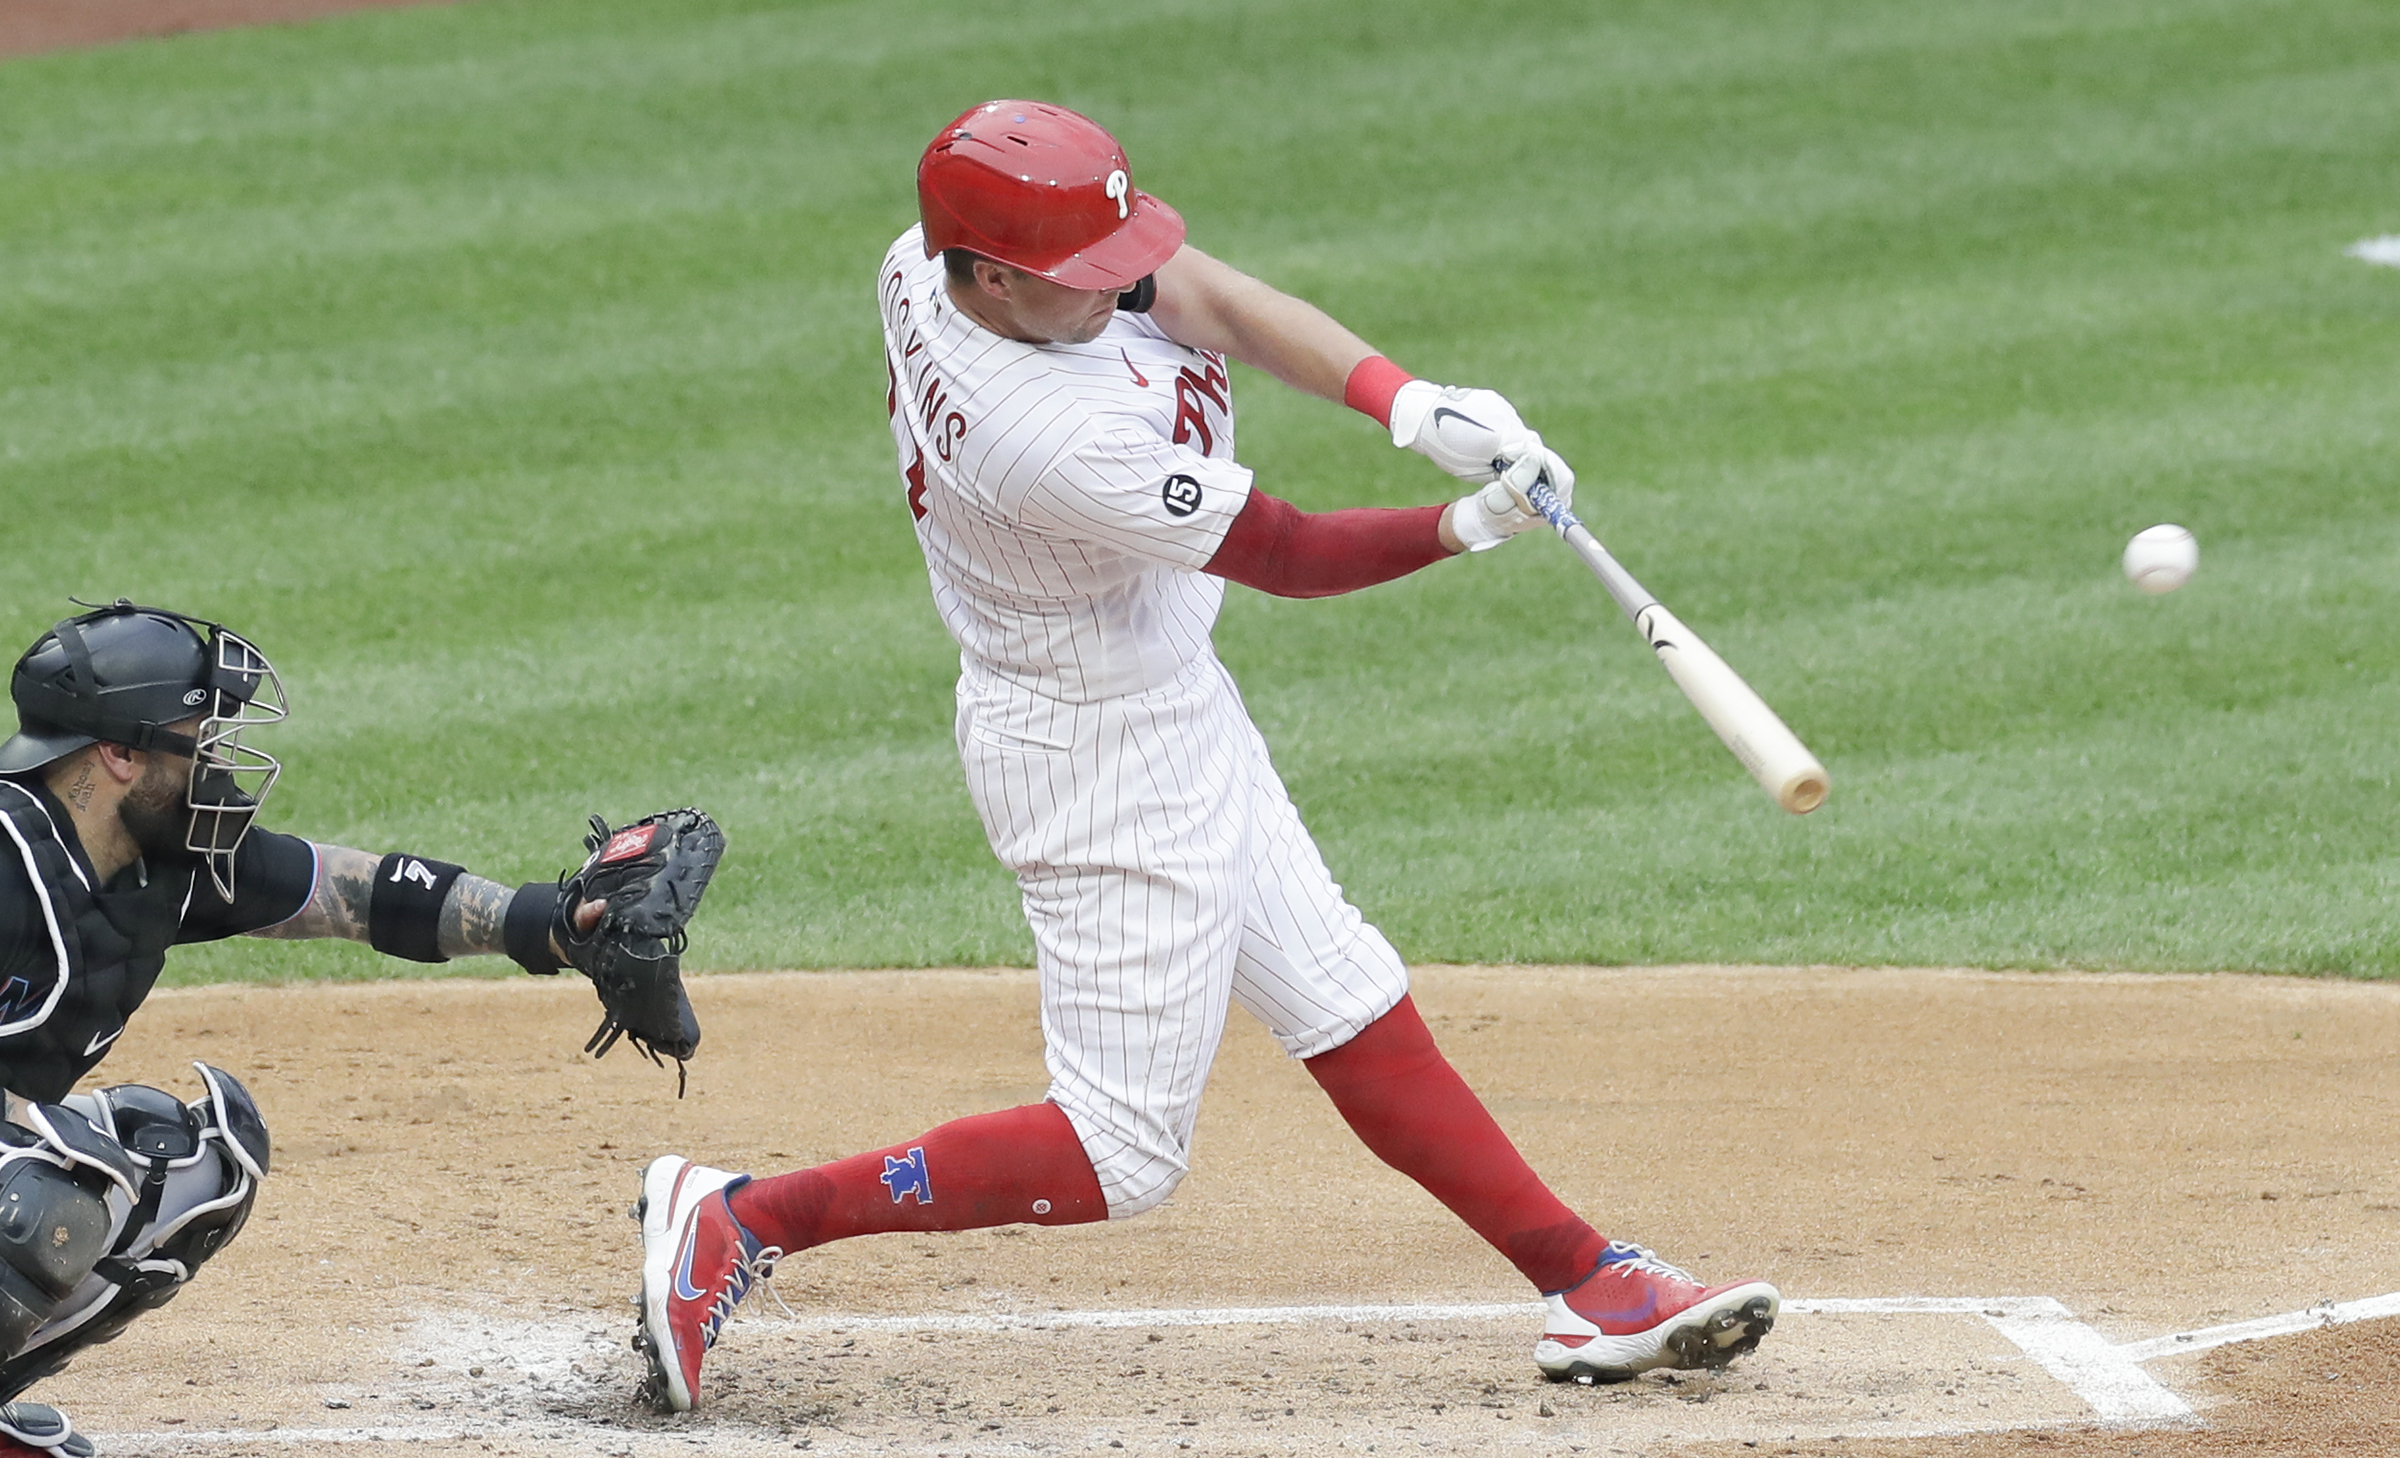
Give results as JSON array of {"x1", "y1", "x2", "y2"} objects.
[{"x1": 879, "y1": 227, "x2": 1254, "y2": 703}]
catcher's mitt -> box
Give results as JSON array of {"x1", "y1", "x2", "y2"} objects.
[{"x1": 553, "y1": 808, "x2": 723, "y2": 1094}]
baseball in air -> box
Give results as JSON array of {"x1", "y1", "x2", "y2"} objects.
[{"x1": 2122, "y1": 524, "x2": 2198, "y2": 594}]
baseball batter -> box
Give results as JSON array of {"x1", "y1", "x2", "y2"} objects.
[{"x1": 636, "y1": 100, "x2": 1777, "y2": 1410}]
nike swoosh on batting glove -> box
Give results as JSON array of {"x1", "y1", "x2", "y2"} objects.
[{"x1": 1390, "y1": 381, "x2": 1534, "y2": 483}]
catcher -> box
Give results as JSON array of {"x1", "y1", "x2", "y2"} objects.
[{"x1": 0, "y1": 601, "x2": 723, "y2": 1458}]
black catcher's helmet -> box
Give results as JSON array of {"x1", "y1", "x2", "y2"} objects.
[{"x1": 0, "y1": 601, "x2": 287, "y2": 900}]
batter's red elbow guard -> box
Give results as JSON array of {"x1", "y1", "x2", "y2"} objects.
[{"x1": 1343, "y1": 355, "x2": 1414, "y2": 429}]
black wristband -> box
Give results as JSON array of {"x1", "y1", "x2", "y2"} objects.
[
  {"x1": 504, "y1": 880, "x2": 566, "y2": 975},
  {"x1": 367, "y1": 853, "x2": 466, "y2": 964}
]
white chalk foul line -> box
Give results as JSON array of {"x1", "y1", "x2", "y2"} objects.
[
  {"x1": 769, "y1": 1295, "x2": 2196, "y2": 1424},
  {"x1": 766, "y1": 1299, "x2": 1538, "y2": 1333},
  {"x1": 2115, "y1": 1288, "x2": 2400, "y2": 1363},
  {"x1": 1787, "y1": 1296, "x2": 2188, "y2": 1423},
  {"x1": 93, "y1": 1288, "x2": 2400, "y2": 1448},
  {"x1": 98, "y1": 1430, "x2": 473, "y2": 1448},
  {"x1": 762, "y1": 1287, "x2": 2400, "y2": 1426}
]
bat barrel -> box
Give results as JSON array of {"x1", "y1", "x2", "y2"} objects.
[
  {"x1": 1777, "y1": 765, "x2": 1831, "y2": 815},
  {"x1": 1636, "y1": 602, "x2": 1829, "y2": 815},
  {"x1": 1522, "y1": 467, "x2": 1829, "y2": 816}
]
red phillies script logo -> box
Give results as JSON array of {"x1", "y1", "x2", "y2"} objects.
[
  {"x1": 601, "y1": 825, "x2": 659, "y2": 864},
  {"x1": 1171, "y1": 356, "x2": 1229, "y2": 454}
]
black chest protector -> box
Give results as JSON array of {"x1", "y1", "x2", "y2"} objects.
[{"x1": 0, "y1": 784, "x2": 199, "y2": 1103}]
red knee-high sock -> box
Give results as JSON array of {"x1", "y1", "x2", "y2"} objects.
[
  {"x1": 725, "y1": 1102, "x2": 1107, "y2": 1253},
  {"x1": 1305, "y1": 995, "x2": 1606, "y2": 1292}
]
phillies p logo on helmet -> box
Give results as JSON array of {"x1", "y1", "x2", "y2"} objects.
[{"x1": 916, "y1": 101, "x2": 1187, "y2": 291}]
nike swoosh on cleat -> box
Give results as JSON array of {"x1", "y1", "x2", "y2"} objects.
[
  {"x1": 672, "y1": 1228, "x2": 708, "y2": 1302},
  {"x1": 1577, "y1": 1291, "x2": 1663, "y2": 1326}
]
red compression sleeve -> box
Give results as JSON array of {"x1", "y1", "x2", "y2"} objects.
[
  {"x1": 1305, "y1": 995, "x2": 1607, "y2": 1293},
  {"x1": 1204, "y1": 491, "x2": 1451, "y2": 599},
  {"x1": 1343, "y1": 354, "x2": 1414, "y2": 427},
  {"x1": 726, "y1": 1102, "x2": 1107, "y2": 1251}
]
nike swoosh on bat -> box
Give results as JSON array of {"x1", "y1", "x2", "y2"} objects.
[{"x1": 84, "y1": 1025, "x2": 124, "y2": 1057}]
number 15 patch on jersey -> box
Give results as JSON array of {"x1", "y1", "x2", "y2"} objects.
[{"x1": 1161, "y1": 474, "x2": 1203, "y2": 518}]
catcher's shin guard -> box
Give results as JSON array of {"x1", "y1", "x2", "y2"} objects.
[
  {"x1": 0, "y1": 1064, "x2": 268, "y2": 1401},
  {"x1": 0, "y1": 1097, "x2": 144, "y2": 1374},
  {"x1": 0, "y1": 1151, "x2": 120, "y2": 1362},
  {"x1": 0, "y1": 1402, "x2": 92, "y2": 1458}
]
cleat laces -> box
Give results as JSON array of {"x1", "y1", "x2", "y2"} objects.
[
  {"x1": 748, "y1": 1244, "x2": 797, "y2": 1319},
  {"x1": 700, "y1": 1240, "x2": 790, "y2": 1347},
  {"x1": 1590, "y1": 1242, "x2": 1698, "y2": 1286}
]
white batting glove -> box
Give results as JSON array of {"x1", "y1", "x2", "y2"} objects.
[
  {"x1": 1389, "y1": 380, "x2": 1535, "y2": 483},
  {"x1": 1446, "y1": 446, "x2": 1577, "y2": 551}
]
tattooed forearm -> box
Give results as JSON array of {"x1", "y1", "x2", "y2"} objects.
[
  {"x1": 250, "y1": 845, "x2": 518, "y2": 957},
  {"x1": 251, "y1": 844, "x2": 376, "y2": 941},
  {"x1": 437, "y1": 874, "x2": 515, "y2": 959}
]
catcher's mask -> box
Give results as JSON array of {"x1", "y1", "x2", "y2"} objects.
[{"x1": 0, "y1": 600, "x2": 287, "y2": 901}]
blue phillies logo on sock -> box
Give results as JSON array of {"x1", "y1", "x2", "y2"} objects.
[{"x1": 880, "y1": 1147, "x2": 934, "y2": 1205}]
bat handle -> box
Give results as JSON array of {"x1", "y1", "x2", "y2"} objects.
[
  {"x1": 1504, "y1": 459, "x2": 1583, "y2": 536},
  {"x1": 1499, "y1": 457, "x2": 1660, "y2": 623}
]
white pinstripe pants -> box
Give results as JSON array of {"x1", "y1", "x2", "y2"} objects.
[{"x1": 956, "y1": 653, "x2": 1411, "y2": 1218}]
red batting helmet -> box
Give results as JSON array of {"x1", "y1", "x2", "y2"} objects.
[{"x1": 917, "y1": 100, "x2": 1186, "y2": 291}]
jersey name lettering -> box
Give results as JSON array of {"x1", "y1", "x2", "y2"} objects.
[{"x1": 883, "y1": 278, "x2": 970, "y2": 521}]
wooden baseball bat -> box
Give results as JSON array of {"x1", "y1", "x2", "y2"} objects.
[{"x1": 1519, "y1": 475, "x2": 1829, "y2": 815}]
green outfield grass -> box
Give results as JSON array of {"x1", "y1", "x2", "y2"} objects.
[{"x1": 2, "y1": 0, "x2": 2394, "y2": 981}]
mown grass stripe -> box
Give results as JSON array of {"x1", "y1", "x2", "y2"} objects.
[{"x1": 4, "y1": 0, "x2": 2391, "y2": 981}]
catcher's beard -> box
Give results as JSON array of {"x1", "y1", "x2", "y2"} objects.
[{"x1": 117, "y1": 753, "x2": 206, "y2": 869}]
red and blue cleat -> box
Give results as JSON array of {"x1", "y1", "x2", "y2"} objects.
[
  {"x1": 1535, "y1": 1241, "x2": 1778, "y2": 1384},
  {"x1": 633, "y1": 1155, "x2": 781, "y2": 1413}
]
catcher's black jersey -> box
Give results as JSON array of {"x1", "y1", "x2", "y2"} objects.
[{"x1": 0, "y1": 776, "x2": 316, "y2": 1102}]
